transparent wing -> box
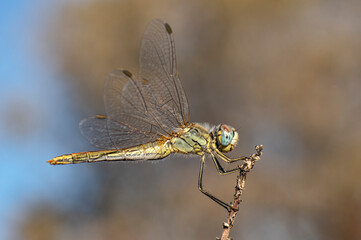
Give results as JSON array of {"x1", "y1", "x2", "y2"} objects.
[
  {"x1": 139, "y1": 19, "x2": 189, "y2": 129},
  {"x1": 80, "y1": 20, "x2": 190, "y2": 149},
  {"x1": 80, "y1": 116, "x2": 158, "y2": 149},
  {"x1": 80, "y1": 69, "x2": 165, "y2": 149}
]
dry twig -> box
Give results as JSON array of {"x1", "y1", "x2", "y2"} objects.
[{"x1": 217, "y1": 145, "x2": 263, "y2": 240}]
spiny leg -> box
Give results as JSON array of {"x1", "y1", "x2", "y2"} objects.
[
  {"x1": 210, "y1": 152, "x2": 241, "y2": 175},
  {"x1": 198, "y1": 155, "x2": 235, "y2": 212},
  {"x1": 214, "y1": 148, "x2": 250, "y2": 163}
]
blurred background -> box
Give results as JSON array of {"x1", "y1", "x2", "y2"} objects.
[{"x1": 1, "y1": 0, "x2": 360, "y2": 239}]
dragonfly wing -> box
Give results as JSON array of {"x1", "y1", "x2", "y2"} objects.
[
  {"x1": 80, "y1": 116, "x2": 159, "y2": 149},
  {"x1": 139, "y1": 19, "x2": 189, "y2": 131},
  {"x1": 80, "y1": 20, "x2": 190, "y2": 150},
  {"x1": 81, "y1": 69, "x2": 166, "y2": 149},
  {"x1": 105, "y1": 69, "x2": 172, "y2": 135}
]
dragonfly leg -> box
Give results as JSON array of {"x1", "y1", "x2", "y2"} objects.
[
  {"x1": 210, "y1": 152, "x2": 240, "y2": 175},
  {"x1": 215, "y1": 148, "x2": 250, "y2": 163},
  {"x1": 198, "y1": 155, "x2": 236, "y2": 212}
]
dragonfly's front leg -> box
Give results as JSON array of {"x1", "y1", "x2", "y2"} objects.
[
  {"x1": 209, "y1": 152, "x2": 240, "y2": 175},
  {"x1": 214, "y1": 148, "x2": 250, "y2": 163},
  {"x1": 198, "y1": 154, "x2": 236, "y2": 212}
]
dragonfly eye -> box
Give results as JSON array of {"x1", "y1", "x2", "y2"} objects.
[
  {"x1": 220, "y1": 127, "x2": 233, "y2": 146},
  {"x1": 215, "y1": 124, "x2": 238, "y2": 152}
]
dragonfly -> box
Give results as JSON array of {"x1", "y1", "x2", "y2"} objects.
[{"x1": 48, "y1": 19, "x2": 253, "y2": 212}]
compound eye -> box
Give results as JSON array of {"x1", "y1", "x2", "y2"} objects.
[{"x1": 220, "y1": 125, "x2": 234, "y2": 146}]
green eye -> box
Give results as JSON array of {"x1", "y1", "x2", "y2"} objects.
[{"x1": 220, "y1": 130, "x2": 233, "y2": 146}]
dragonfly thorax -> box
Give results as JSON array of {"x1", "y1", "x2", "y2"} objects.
[{"x1": 214, "y1": 124, "x2": 238, "y2": 152}]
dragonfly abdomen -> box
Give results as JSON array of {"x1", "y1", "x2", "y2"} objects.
[
  {"x1": 47, "y1": 150, "x2": 118, "y2": 165},
  {"x1": 115, "y1": 141, "x2": 173, "y2": 161},
  {"x1": 47, "y1": 141, "x2": 173, "y2": 165}
]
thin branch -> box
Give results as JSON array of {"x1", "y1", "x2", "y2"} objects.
[{"x1": 218, "y1": 145, "x2": 263, "y2": 240}]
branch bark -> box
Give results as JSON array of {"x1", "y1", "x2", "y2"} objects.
[{"x1": 218, "y1": 145, "x2": 263, "y2": 240}]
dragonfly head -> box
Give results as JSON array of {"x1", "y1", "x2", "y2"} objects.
[{"x1": 214, "y1": 124, "x2": 239, "y2": 152}]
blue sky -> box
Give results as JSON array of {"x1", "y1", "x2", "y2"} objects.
[{"x1": 0, "y1": 1, "x2": 93, "y2": 239}]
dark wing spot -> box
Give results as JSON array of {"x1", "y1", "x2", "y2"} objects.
[
  {"x1": 122, "y1": 70, "x2": 133, "y2": 78},
  {"x1": 164, "y1": 23, "x2": 173, "y2": 34}
]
